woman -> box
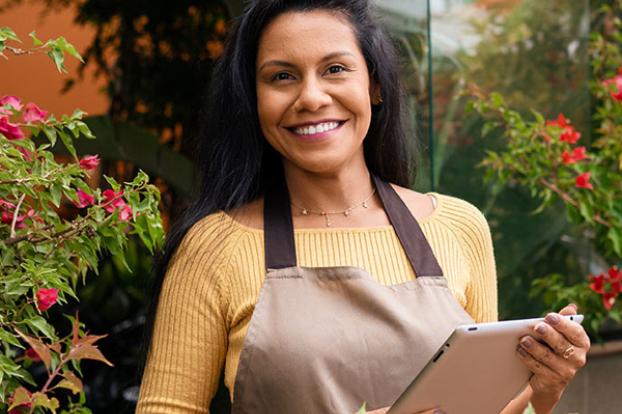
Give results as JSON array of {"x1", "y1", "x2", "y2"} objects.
[{"x1": 136, "y1": 0, "x2": 590, "y2": 413}]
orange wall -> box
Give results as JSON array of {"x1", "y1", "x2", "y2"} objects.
[{"x1": 0, "y1": 2, "x2": 108, "y2": 118}]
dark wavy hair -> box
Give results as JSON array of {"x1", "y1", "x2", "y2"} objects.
[{"x1": 141, "y1": 0, "x2": 415, "y2": 410}]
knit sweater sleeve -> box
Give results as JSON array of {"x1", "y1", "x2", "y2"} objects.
[
  {"x1": 136, "y1": 213, "x2": 233, "y2": 414},
  {"x1": 440, "y1": 195, "x2": 499, "y2": 323}
]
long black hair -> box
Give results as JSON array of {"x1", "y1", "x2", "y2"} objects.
[{"x1": 140, "y1": 0, "x2": 416, "y2": 404}]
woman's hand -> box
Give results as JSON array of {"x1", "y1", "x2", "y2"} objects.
[
  {"x1": 366, "y1": 407, "x2": 444, "y2": 414},
  {"x1": 516, "y1": 304, "x2": 590, "y2": 414}
]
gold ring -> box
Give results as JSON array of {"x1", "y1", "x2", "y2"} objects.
[{"x1": 562, "y1": 345, "x2": 575, "y2": 359}]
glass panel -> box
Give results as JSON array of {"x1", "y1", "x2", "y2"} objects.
[
  {"x1": 377, "y1": 0, "x2": 433, "y2": 190},
  {"x1": 428, "y1": 0, "x2": 591, "y2": 318}
]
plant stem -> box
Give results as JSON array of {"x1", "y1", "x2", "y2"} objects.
[
  {"x1": 538, "y1": 178, "x2": 610, "y2": 227},
  {"x1": 10, "y1": 194, "x2": 26, "y2": 239}
]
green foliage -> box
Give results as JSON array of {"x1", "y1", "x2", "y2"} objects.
[
  {"x1": 0, "y1": 28, "x2": 163, "y2": 412},
  {"x1": 467, "y1": 2, "x2": 622, "y2": 336}
]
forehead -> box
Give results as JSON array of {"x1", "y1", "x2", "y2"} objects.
[{"x1": 257, "y1": 10, "x2": 362, "y2": 64}]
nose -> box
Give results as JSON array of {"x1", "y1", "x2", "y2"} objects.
[{"x1": 293, "y1": 77, "x2": 331, "y2": 112}]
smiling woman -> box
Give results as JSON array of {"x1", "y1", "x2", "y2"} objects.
[{"x1": 135, "y1": 1, "x2": 589, "y2": 413}]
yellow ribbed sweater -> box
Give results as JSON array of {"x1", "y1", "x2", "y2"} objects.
[{"x1": 136, "y1": 193, "x2": 498, "y2": 413}]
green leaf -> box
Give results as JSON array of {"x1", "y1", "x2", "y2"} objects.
[
  {"x1": 50, "y1": 183, "x2": 63, "y2": 208},
  {"x1": 608, "y1": 227, "x2": 622, "y2": 257},
  {"x1": 47, "y1": 47, "x2": 67, "y2": 73},
  {"x1": 58, "y1": 128, "x2": 77, "y2": 159},
  {"x1": 0, "y1": 27, "x2": 20, "y2": 43},
  {"x1": 32, "y1": 392, "x2": 60, "y2": 413},
  {"x1": 357, "y1": 402, "x2": 367, "y2": 414},
  {"x1": 55, "y1": 371, "x2": 83, "y2": 394},
  {"x1": 24, "y1": 316, "x2": 57, "y2": 340},
  {"x1": 29, "y1": 30, "x2": 43, "y2": 46}
]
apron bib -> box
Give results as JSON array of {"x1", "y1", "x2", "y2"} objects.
[{"x1": 229, "y1": 175, "x2": 474, "y2": 413}]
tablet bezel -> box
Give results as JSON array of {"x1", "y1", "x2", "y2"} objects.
[{"x1": 387, "y1": 315, "x2": 583, "y2": 414}]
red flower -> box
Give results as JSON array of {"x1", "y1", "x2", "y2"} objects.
[
  {"x1": 22, "y1": 102, "x2": 47, "y2": 123},
  {"x1": 603, "y1": 70, "x2": 622, "y2": 101},
  {"x1": 571, "y1": 146, "x2": 587, "y2": 162},
  {"x1": 25, "y1": 348, "x2": 41, "y2": 362},
  {"x1": 0, "y1": 95, "x2": 23, "y2": 111},
  {"x1": 79, "y1": 154, "x2": 100, "y2": 170},
  {"x1": 562, "y1": 147, "x2": 588, "y2": 165},
  {"x1": 0, "y1": 115, "x2": 25, "y2": 140},
  {"x1": 575, "y1": 172, "x2": 593, "y2": 190},
  {"x1": 1, "y1": 211, "x2": 25, "y2": 229},
  {"x1": 73, "y1": 189, "x2": 95, "y2": 208},
  {"x1": 589, "y1": 267, "x2": 622, "y2": 311},
  {"x1": 36, "y1": 288, "x2": 59, "y2": 311},
  {"x1": 560, "y1": 127, "x2": 581, "y2": 144},
  {"x1": 546, "y1": 113, "x2": 570, "y2": 128}
]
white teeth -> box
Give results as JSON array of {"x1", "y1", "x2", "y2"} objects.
[{"x1": 294, "y1": 121, "x2": 340, "y2": 136}]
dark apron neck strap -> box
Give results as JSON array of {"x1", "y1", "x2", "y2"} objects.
[{"x1": 263, "y1": 173, "x2": 443, "y2": 277}]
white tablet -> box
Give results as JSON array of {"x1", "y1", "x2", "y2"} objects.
[{"x1": 387, "y1": 315, "x2": 584, "y2": 414}]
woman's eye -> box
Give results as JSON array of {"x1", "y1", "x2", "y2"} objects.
[
  {"x1": 326, "y1": 65, "x2": 346, "y2": 75},
  {"x1": 272, "y1": 72, "x2": 293, "y2": 81}
]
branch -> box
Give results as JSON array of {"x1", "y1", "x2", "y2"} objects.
[
  {"x1": 10, "y1": 193, "x2": 26, "y2": 239},
  {"x1": 538, "y1": 178, "x2": 611, "y2": 227}
]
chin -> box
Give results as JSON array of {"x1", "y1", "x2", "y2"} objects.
[{"x1": 285, "y1": 156, "x2": 349, "y2": 176}]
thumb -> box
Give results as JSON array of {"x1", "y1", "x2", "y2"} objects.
[{"x1": 558, "y1": 303, "x2": 578, "y2": 316}]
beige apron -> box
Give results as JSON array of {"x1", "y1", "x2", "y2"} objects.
[{"x1": 226, "y1": 175, "x2": 474, "y2": 413}]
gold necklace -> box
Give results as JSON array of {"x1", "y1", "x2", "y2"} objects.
[{"x1": 290, "y1": 187, "x2": 377, "y2": 227}]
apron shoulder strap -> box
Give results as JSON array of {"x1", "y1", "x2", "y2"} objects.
[
  {"x1": 264, "y1": 173, "x2": 443, "y2": 277},
  {"x1": 372, "y1": 175, "x2": 443, "y2": 277},
  {"x1": 263, "y1": 172, "x2": 297, "y2": 269}
]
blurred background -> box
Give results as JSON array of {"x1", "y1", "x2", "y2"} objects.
[{"x1": 0, "y1": 0, "x2": 610, "y2": 412}]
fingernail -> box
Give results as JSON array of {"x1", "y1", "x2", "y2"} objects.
[
  {"x1": 535, "y1": 323, "x2": 547, "y2": 334},
  {"x1": 545, "y1": 313, "x2": 560, "y2": 325},
  {"x1": 520, "y1": 337, "x2": 532, "y2": 348},
  {"x1": 517, "y1": 346, "x2": 528, "y2": 357},
  {"x1": 433, "y1": 410, "x2": 446, "y2": 414}
]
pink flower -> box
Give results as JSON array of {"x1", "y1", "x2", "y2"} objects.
[
  {"x1": 36, "y1": 288, "x2": 59, "y2": 311},
  {"x1": 17, "y1": 146, "x2": 33, "y2": 162},
  {"x1": 102, "y1": 189, "x2": 133, "y2": 221},
  {"x1": 22, "y1": 102, "x2": 48, "y2": 123},
  {"x1": 0, "y1": 95, "x2": 23, "y2": 111},
  {"x1": 0, "y1": 116, "x2": 25, "y2": 140},
  {"x1": 119, "y1": 204, "x2": 133, "y2": 221},
  {"x1": 102, "y1": 189, "x2": 126, "y2": 212},
  {"x1": 603, "y1": 70, "x2": 622, "y2": 101},
  {"x1": 575, "y1": 172, "x2": 593, "y2": 190},
  {"x1": 73, "y1": 189, "x2": 95, "y2": 208},
  {"x1": 0, "y1": 199, "x2": 16, "y2": 210},
  {"x1": 79, "y1": 154, "x2": 100, "y2": 171}
]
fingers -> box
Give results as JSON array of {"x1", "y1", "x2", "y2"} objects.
[
  {"x1": 541, "y1": 312, "x2": 591, "y2": 351},
  {"x1": 517, "y1": 336, "x2": 575, "y2": 384}
]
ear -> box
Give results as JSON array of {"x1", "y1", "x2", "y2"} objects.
[{"x1": 369, "y1": 81, "x2": 382, "y2": 105}]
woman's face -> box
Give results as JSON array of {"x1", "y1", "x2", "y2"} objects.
[{"x1": 256, "y1": 10, "x2": 376, "y2": 175}]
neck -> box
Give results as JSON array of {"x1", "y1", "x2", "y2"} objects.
[{"x1": 283, "y1": 160, "x2": 376, "y2": 213}]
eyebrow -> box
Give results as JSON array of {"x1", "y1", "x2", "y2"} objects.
[{"x1": 257, "y1": 51, "x2": 356, "y2": 71}]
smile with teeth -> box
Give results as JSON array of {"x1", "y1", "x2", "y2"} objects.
[{"x1": 293, "y1": 121, "x2": 341, "y2": 136}]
